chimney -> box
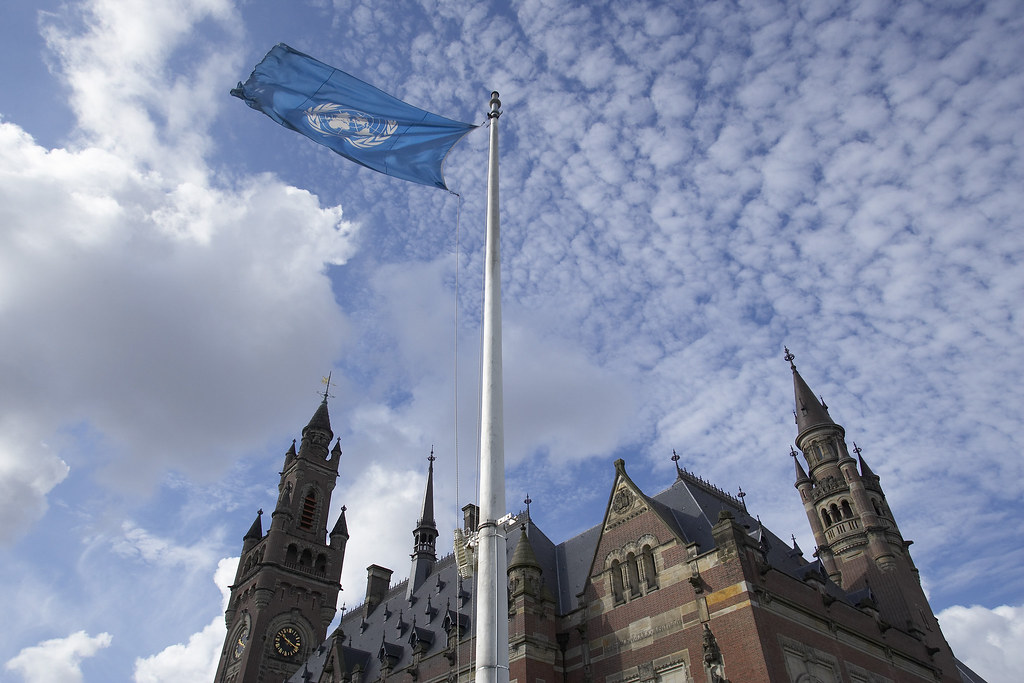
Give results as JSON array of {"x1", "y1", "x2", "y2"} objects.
[
  {"x1": 462, "y1": 503, "x2": 479, "y2": 532},
  {"x1": 364, "y1": 564, "x2": 393, "y2": 617}
]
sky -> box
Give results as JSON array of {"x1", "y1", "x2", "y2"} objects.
[{"x1": 0, "y1": 0, "x2": 1021, "y2": 681}]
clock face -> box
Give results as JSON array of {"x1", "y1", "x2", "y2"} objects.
[
  {"x1": 233, "y1": 625, "x2": 248, "y2": 659},
  {"x1": 273, "y1": 626, "x2": 301, "y2": 657}
]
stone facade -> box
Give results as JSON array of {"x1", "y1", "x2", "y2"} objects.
[
  {"x1": 215, "y1": 398, "x2": 349, "y2": 683},
  {"x1": 218, "y1": 362, "x2": 984, "y2": 683}
]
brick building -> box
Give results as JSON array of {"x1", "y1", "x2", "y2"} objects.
[{"x1": 217, "y1": 357, "x2": 985, "y2": 683}]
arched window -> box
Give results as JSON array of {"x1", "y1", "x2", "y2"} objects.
[
  {"x1": 286, "y1": 544, "x2": 298, "y2": 564},
  {"x1": 841, "y1": 500, "x2": 853, "y2": 519},
  {"x1": 821, "y1": 509, "x2": 832, "y2": 526},
  {"x1": 300, "y1": 548, "x2": 313, "y2": 567},
  {"x1": 610, "y1": 560, "x2": 625, "y2": 603},
  {"x1": 300, "y1": 490, "x2": 317, "y2": 530},
  {"x1": 316, "y1": 553, "x2": 327, "y2": 573},
  {"x1": 626, "y1": 552, "x2": 641, "y2": 597},
  {"x1": 871, "y1": 498, "x2": 882, "y2": 516},
  {"x1": 830, "y1": 503, "x2": 841, "y2": 523},
  {"x1": 641, "y1": 545, "x2": 658, "y2": 590}
]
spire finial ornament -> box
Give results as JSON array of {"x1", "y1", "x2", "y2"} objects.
[
  {"x1": 790, "y1": 446, "x2": 799, "y2": 459},
  {"x1": 428, "y1": 446, "x2": 435, "y2": 464},
  {"x1": 524, "y1": 493, "x2": 532, "y2": 517},
  {"x1": 852, "y1": 442, "x2": 862, "y2": 457},
  {"x1": 321, "y1": 372, "x2": 335, "y2": 401},
  {"x1": 784, "y1": 346, "x2": 796, "y2": 370},
  {"x1": 737, "y1": 486, "x2": 747, "y2": 512},
  {"x1": 671, "y1": 449, "x2": 682, "y2": 475}
]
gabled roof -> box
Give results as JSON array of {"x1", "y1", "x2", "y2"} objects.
[{"x1": 291, "y1": 458, "x2": 883, "y2": 682}]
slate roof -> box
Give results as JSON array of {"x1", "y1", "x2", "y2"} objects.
[{"x1": 288, "y1": 464, "x2": 941, "y2": 681}]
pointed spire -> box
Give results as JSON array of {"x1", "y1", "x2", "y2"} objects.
[
  {"x1": 854, "y1": 442, "x2": 878, "y2": 479},
  {"x1": 785, "y1": 347, "x2": 835, "y2": 436},
  {"x1": 418, "y1": 448, "x2": 436, "y2": 527},
  {"x1": 304, "y1": 397, "x2": 333, "y2": 438},
  {"x1": 791, "y1": 446, "x2": 810, "y2": 485},
  {"x1": 508, "y1": 526, "x2": 542, "y2": 572},
  {"x1": 407, "y1": 452, "x2": 439, "y2": 599},
  {"x1": 331, "y1": 505, "x2": 349, "y2": 539},
  {"x1": 244, "y1": 509, "x2": 264, "y2": 540}
]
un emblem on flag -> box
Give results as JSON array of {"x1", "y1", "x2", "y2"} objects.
[{"x1": 304, "y1": 103, "x2": 398, "y2": 149}]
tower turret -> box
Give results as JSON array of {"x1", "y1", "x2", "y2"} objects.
[
  {"x1": 785, "y1": 349, "x2": 954, "y2": 664},
  {"x1": 330, "y1": 504, "x2": 349, "y2": 552},
  {"x1": 406, "y1": 451, "x2": 439, "y2": 600},
  {"x1": 215, "y1": 391, "x2": 348, "y2": 683}
]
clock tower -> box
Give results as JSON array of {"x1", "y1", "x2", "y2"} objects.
[{"x1": 214, "y1": 395, "x2": 349, "y2": 682}]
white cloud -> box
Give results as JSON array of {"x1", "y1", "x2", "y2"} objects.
[
  {"x1": 0, "y1": 416, "x2": 70, "y2": 543},
  {"x1": 132, "y1": 557, "x2": 235, "y2": 683},
  {"x1": 938, "y1": 603, "x2": 1024, "y2": 683},
  {"x1": 0, "y1": 0, "x2": 364, "y2": 537},
  {"x1": 5, "y1": 630, "x2": 112, "y2": 683},
  {"x1": 41, "y1": 0, "x2": 239, "y2": 179},
  {"x1": 0, "y1": 119, "x2": 358, "y2": 493},
  {"x1": 111, "y1": 522, "x2": 220, "y2": 568},
  {"x1": 335, "y1": 465, "x2": 425, "y2": 604}
]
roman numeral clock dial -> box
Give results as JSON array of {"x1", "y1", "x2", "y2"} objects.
[{"x1": 273, "y1": 626, "x2": 301, "y2": 657}]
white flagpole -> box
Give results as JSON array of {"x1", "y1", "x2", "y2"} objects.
[{"x1": 474, "y1": 91, "x2": 509, "y2": 683}]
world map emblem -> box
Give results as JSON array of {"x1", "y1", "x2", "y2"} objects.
[{"x1": 303, "y1": 103, "x2": 397, "y2": 149}]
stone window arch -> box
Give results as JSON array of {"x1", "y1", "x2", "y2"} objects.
[
  {"x1": 641, "y1": 544, "x2": 658, "y2": 590},
  {"x1": 299, "y1": 489, "x2": 318, "y2": 530},
  {"x1": 626, "y1": 552, "x2": 641, "y2": 597},
  {"x1": 841, "y1": 500, "x2": 853, "y2": 519},
  {"x1": 821, "y1": 508, "x2": 832, "y2": 526},
  {"x1": 829, "y1": 503, "x2": 841, "y2": 523},
  {"x1": 610, "y1": 559, "x2": 625, "y2": 604}
]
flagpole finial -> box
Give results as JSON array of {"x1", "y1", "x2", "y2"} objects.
[{"x1": 488, "y1": 91, "x2": 501, "y2": 119}]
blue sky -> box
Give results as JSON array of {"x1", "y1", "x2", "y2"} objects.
[{"x1": 1, "y1": 1, "x2": 1022, "y2": 681}]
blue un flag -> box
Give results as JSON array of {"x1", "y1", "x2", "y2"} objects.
[{"x1": 231, "y1": 44, "x2": 477, "y2": 190}]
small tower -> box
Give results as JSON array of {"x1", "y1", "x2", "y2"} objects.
[
  {"x1": 407, "y1": 450, "x2": 439, "y2": 601},
  {"x1": 507, "y1": 526, "x2": 558, "y2": 683},
  {"x1": 215, "y1": 394, "x2": 348, "y2": 683},
  {"x1": 785, "y1": 349, "x2": 955, "y2": 661}
]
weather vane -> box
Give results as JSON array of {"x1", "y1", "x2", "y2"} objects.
[
  {"x1": 784, "y1": 346, "x2": 796, "y2": 369},
  {"x1": 321, "y1": 372, "x2": 335, "y2": 401}
]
